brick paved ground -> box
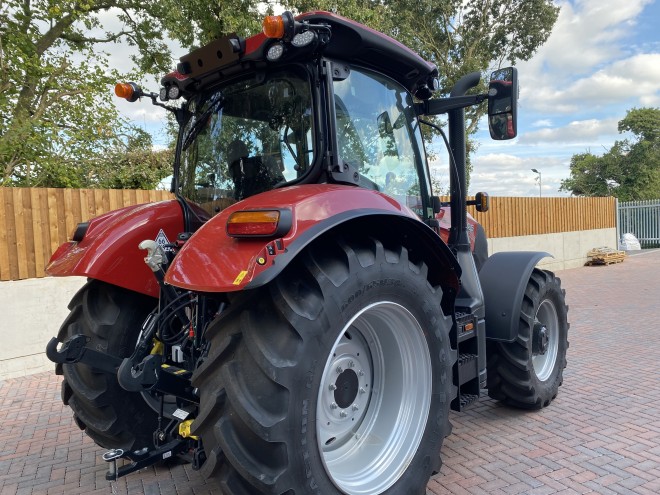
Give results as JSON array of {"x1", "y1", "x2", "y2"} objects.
[{"x1": 1, "y1": 250, "x2": 659, "y2": 495}]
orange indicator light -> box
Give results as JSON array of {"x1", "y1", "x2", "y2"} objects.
[
  {"x1": 227, "y1": 210, "x2": 281, "y2": 237},
  {"x1": 263, "y1": 16, "x2": 285, "y2": 38}
]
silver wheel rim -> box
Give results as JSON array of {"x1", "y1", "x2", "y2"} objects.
[
  {"x1": 316, "y1": 301, "x2": 432, "y2": 495},
  {"x1": 532, "y1": 298, "x2": 559, "y2": 381}
]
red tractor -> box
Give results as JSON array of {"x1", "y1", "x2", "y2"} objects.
[{"x1": 46, "y1": 11, "x2": 568, "y2": 495}]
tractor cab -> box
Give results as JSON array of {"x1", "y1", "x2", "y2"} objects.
[
  {"x1": 118, "y1": 12, "x2": 453, "y2": 222},
  {"x1": 118, "y1": 11, "x2": 516, "y2": 231}
]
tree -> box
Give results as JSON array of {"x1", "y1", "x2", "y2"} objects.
[
  {"x1": 560, "y1": 108, "x2": 660, "y2": 200},
  {"x1": 0, "y1": 0, "x2": 260, "y2": 188},
  {"x1": 1, "y1": 1, "x2": 558, "y2": 188}
]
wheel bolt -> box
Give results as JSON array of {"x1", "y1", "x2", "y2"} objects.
[
  {"x1": 336, "y1": 366, "x2": 343, "y2": 374},
  {"x1": 329, "y1": 384, "x2": 337, "y2": 391},
  {"x1": 330, "y1": 402, "x2": 338, "y2": 409},
  {"x1": 348, "y1": 361, "x2": 355, "y2": 368},
  {"x1": 358, "y1": 370, "x2": 364, "y2": 376},
  {"x1": 359, "y1": 387, "x2": 366, "y2": 394},
  {"x1": 340, "y1": 411, "x2": 348, "y2": 418},
  {"x1": 352, "y1": 404, "x2": 359, "y2": 411}
]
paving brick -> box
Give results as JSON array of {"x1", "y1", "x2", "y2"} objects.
[{"x1": 1, "y1": 250, "x2": 659, "y2": 494}]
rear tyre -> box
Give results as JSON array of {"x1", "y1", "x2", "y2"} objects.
[
  {"x1": 56, "y1": 280, "x2": 160, "y2": 450},
  {"x1": 487, "y1": 269, "x2": 569, "y2": 409},
  {"x1": 191, "y1": 235, "x2": 454, "y2": 494}
]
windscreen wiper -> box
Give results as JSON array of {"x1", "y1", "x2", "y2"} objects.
[{"x1": 182, "y1": 94, "x2": 224, "y2": 151}]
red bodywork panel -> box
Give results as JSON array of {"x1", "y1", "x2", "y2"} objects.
[
  {"x1": 165, "y1": 184, "x2": 422, "y2": 293},
  {"x1": 436, "y1": 207, "x2": 479, "y2": 250},
  {"x1": 46, "y1": 200, "x2": 185, "y2": 297}
]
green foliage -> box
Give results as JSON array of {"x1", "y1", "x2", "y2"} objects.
[
  {"x1": 0, "y1": 0, "x2": 171, "y2": 187},
  {"x1": 0, "y1": 0, "x2": 259, "y2": 188},
  {"x1": 560, "y1": 108, "x2": 660, "y2": 200},
  {"x1": 1, "y1": 0, "x2": 558, "y2": 189}
]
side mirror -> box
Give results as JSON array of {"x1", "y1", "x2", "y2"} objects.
[
  {"x1": 487, "y1": 67, "x2": 518, "y2": 140},
  {"x1": 377, "y1": 111, "x2": 393, "y2": 137}
]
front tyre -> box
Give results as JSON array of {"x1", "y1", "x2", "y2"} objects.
[
  {"x1": 191, "y1": 236, "x2": 454, "y2": 494},
  {"x1": 487, "y1": 269, "x2": 569, "y2": 409}
]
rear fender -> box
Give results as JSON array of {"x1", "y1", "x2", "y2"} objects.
[
  {"x1": 46, "y1": 200, "x2": 185, "y2": 297},
  {"x1": 165, "y1": 185, "x2": 461, "y2": 294},
  {"x1": 479, "y1": 251, "x2": 552, "y2": 342}
]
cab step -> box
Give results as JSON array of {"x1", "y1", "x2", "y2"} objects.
[
  {"x1": 452, "y1": 353, "x2": 481, "y2": 412},
  {"x1": 459, "y1": 393, "x2": 480, "y2": 409},
  {"x1": 457, "y1": 353, "x2": 478, "y2": 386}
]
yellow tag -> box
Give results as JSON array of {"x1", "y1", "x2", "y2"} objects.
[
  {"x1": 233, "y1": 270, "x2": 248, "y2": 285},
  {"x1": 178, "y1": 419, "x2": 198, "y2": 440}
]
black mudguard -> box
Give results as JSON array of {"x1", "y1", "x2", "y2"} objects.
[{"x1": 479, "y1": 251, "x2": 551, "y2": 342}]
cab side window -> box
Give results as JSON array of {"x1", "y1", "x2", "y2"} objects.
[{"x1": 334, "y1": 68, "x2": 426, "y2": 215}]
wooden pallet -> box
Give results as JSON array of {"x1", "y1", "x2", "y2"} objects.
[{"x1": 585, "y1": 247, "x2": 626, "y2": 266}]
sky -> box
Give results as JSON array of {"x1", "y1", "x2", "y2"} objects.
[
  {"x1": 468, "y1": 0, "x2": 660, "y2": 197},
  {"x1": 113, "y1": 0, "x2": 660, "y2": 197}
]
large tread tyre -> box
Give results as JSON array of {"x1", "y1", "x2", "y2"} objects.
[
  {"x1": 191, "y1": 236, "x2": 455, "y2": 494},
  {"x1": 487, "y1": 269, "x2": 569, "y2": 409},
  {"x1": 56, "y1": 280, "x2": 160, "y2": 450}
]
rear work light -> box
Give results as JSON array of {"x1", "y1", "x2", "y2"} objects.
[{"x1": 227, "y1": 209, "x2": 292, "y2": 238}]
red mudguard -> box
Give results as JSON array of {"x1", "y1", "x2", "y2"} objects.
[
  {"x1": 46, "y1": 200, "x2": 185, "y2": 297},
  {"x1": 164, "y1": 184, "x2": 458, "y2": 292}
]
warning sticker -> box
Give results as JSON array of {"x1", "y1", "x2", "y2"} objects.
[
  {"x1": 155, "y1": 229, "x2": 175, "y2": 252},
  {"x1": 233, "y1": 270, "x2": 248, "y2": 285}
]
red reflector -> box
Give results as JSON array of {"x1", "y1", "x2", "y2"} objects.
[{"x1": 227, "y1": 210, "x2": 280, "y2": 237}]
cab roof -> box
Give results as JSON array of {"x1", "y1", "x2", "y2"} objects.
[{"x1": 162, "y1": 11, "x2": 437, "y2": 98}]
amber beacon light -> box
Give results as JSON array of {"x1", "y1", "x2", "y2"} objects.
[
  {"x1": 263, "y1": 16, "x2": 286, "y2": 39},
  {"x1": 114, "y1": 82, "x2": 142, "y2": 102}
]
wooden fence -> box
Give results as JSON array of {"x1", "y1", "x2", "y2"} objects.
[
  {"x1": 0, "y1": 188, "x2": 174, "y2": 281},
  {"x1": 0, "y1": 188, "x2": 615, "y2": 281},
  {"x1": 462, "y1": 196, "x2": 616, "y2": 239}
]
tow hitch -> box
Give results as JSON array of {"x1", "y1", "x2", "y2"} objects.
[
  {"x1": 46, "y1": 334, "x2": 122, "y2": 374},
  {"x1": 103, "y1": 439, "x2": 189, "y2": 481},
  {"x1": 46, "y1": 333, "x2": 198, "y2": 404}
]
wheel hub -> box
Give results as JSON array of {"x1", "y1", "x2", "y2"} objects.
[
  {"x1": 318, "y1": 346, "x2": 371, "y2": 441},
  {"x1": 532, "y1": 322, "x2": 549, "y2": 355},
  {"x1": 334, "y1": 368, "x2": 359, "y2": 408}
]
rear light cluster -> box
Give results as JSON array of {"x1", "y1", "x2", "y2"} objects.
[{"x1": 226, "y1": 209, "x2": 292, "y2": 238}]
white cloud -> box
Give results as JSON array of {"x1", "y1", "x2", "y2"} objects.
[
  {"x1": 469, "y1": 154, "x2": 570, "y2": 197},
  {"x1": 576, "y1": 54, "x2": 660, "y2": 101},
  {"x1": 520, "y1": 0, "x2": 651, "y2": 76},
  {"x1": 518, "y1": 118, "x2": 619, "y2": 145},
  {"x1": 518, "y1": 0, "x2": 657, "y2": 114},
  {"x1": 531, "y1": 119, "x2": 553, "y2": 128}
]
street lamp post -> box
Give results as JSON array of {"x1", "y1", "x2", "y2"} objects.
[{"x1": 531, "y1": 168, "x2": 542, "y2": 197}]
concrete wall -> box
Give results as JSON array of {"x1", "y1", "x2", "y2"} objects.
[
  {"x1": 0, "y1": 276, "x2": 86, "y2": 380},
  {"x1": 0, "y1": 227, "x2": 617, "y2": 380},
  {"x1": 487, "y1": 227, "x2": 617, "y2": 271}
]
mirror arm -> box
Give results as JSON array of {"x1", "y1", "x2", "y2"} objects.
[{"x1": 415, "y1": 94, "x2": 487, "y2": 116}]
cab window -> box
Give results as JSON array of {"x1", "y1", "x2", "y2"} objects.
[{"x1": 333, "y1": 67, "x2": 427, "y2": 216}]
